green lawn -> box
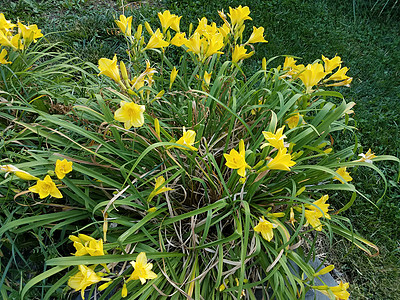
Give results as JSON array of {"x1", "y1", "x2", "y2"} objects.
[{"x1": 2, "y1": 0, "x2": 400, "y2": 298}]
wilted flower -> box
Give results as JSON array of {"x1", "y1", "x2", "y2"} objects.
[
  {"x1": 333, "y1": 167, "x2": 353, "y2": 183},
  {"x1": 115, "y1": 15, "x2": 133, "y2": 36},
  {"x1": 114, "y1": 101, "x2": 145, "y2": 129},
  {"x1": 253, "y1": 216, "x2": 277, "y2": 241},
  {"x1": 29, "y1": 175, "x2": 62, "y2": 199},
  {"x1": 175, "y1": 127, "x2": 198, "y2": 151},
  {"x1": 355, "y1": 149, "x2": 377, "y2": 163},
  {"x1": 55, "y1": 159, "x2": 73, "y2": 180},
  {"x1": 261, "y1": 126, "x2": 287, "y2": 149},
  {"x1": 127, "y1": 252, "x2": 157, "y2": 284},
  {"x1": 267, "y1": 148, "x2": 296, "y2": 171},
  {"x1": 224, "y1": 139, "x2": 251, "y2": 178},
  {"x1": 0, "y1": 164, "x2": 38, "y2": 181},
  {"x1": 232, "y1": 45, "x2": 254, "y2": 63}
]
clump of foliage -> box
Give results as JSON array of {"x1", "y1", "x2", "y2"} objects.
[{"x1": 0, "y1": 7, "x2": 399, "y2": 300}]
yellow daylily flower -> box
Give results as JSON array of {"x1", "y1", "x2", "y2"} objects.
[
  {"x1": 69, "y1": 234, "x2": 105, "y2": 257},
  {"x1": 304, "y1": 195, "x2": 331, "y2": 231},
  {"x1": 127, "y1": 252, "x2": 157, "y2": 284},
  {"x1": 185, "y1": 32, "x2": 202, "y2": 56},
  {"x1": 253, "y1": 216, "x2": 277, "y2": 241},
  {"x1": 170, "y1": 67, "x2": 178, "y2": 89},
  {"x1": 170, "y1": 15, "x2": 182, "y2": 32},
  {"x1": 203, "y1": 34, "x2": 224, "y2": 59},
  {"x1": 285, "y1": 113, "x2": 306, "y2": 129},
  {"x1": 297, "y1": 63, "x2": 326, "y2": 93},
  {"x1": 232, "y1": 45, "x2": 254, "y2": 63},
  {"x1": 224, "y1": 139, "x2": 251, "y2": 178},
  {"x1": 17, "y1": 22, "x2": 43, "y2": 43},
  {"x1": 267, "y1": 148, "x2": 296, "y2": 171},
  {"x1": 68, "y1": 265, "x2": 108, "y2": 300},
  {"x1": 148, "y1": 176, "x2": 174, "y2": 201},
  {"x1": 314, "y1": 281, "x2": 350, "y2": 300},
  {"x1": 130, "y1": 76, "x2": 145, "y2": 91},
  {"x1": 261, "y1": 126, "x2": 287, "y2": 149},
  {"x1": 0, "y1": 31, "x2": 23, "y2": 50},
  {"x1": 283, "y1": 57, "x2": 297, "y2": 70},
  {"x1": 170, "y1": 32, "x2": 187, "y2": 46},
  {"x1": 333, "y1": 167, "x2": 353, "y2": 183},
  {"x1": 158, "y1": 10, "x2": 181, "y2": 32},
  {"x1": 144, "y1": 28, "x2": 169, "y2": 50},
  {"x1": 218, "y1": 23, "x2": 230, "y2": 38},
  {"x1": 98, "y1": 54, "x2": 121, "y2": 83},
  {"x1": 29, "y1": 175, "x2": 62, "y2": 199},
  {"x1": 247, "y1": 26, "x2": 268, "y2": 44},
  {"x1": 0, "y1": 164, "x2": 39, "y2": 181},
  {"x1": 322, "y1": 55, "x2": 342, "y2": 73},
  {"x1": 0, "y1": 13, "x2": 16, "y2": 36},
  {"x1": 114, "y1": 101, "x2": 145, "y2": 129},
  {"x1": 55, "y1": 159, "x2": 73, "y2": 180},
  {"x1": 355, "y1": 149, "x2": 377, "y2": 163},
  {"x1": 115, "y1": 15, "x2": 133, "y2": 36},
  {"x1": 325, "y1": 66, "x2": 351, "y2": 82},
  {"x1": 0, "y1": 48, "x2": 11, "y2": 64},
  {"x1": 175, "y1": 127, "x2": 198, "y2": 151},
  {"x1": 228, "y1": 5, "x2": 252, "y2": 27}
]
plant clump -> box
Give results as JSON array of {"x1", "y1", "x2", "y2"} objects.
[{"x1": 1, "y1": 7, "x2": 399, "y2": 300}]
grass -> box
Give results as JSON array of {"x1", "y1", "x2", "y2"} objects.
[{"x1": 1, "y1": 0, "x2": 399, "y2": 298}]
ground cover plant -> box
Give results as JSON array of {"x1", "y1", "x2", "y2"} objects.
[{"x1": 1, "y1": 1, "x2": 400, "y2": 299}]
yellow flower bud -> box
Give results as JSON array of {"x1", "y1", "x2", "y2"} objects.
[
  {"x1": 144, "y1": 22, "x2": 154, "y2": 35},
  {"x1": 154, "y1": 118, "x2": 160, "y2": 138},
  {"x1": 120, "y1": 61, "x2": 129, "y2": 82},
  {"x1": 135, "y1": 24, "x2": 143, "y2": 40},
  {"x1": 314, "y1": 265, "x2": 335, "y2": 277}
]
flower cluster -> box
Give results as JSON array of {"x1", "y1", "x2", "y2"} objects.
[
  {"x1": 67, "y1": 233, "x2": 157, "y2": 299},
  {"x1": 0, "y1": 13, "x2": 43, "y2": 51},
  {"x1": 282, "y1": 55, "x2": 353, "y2": 93}
]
